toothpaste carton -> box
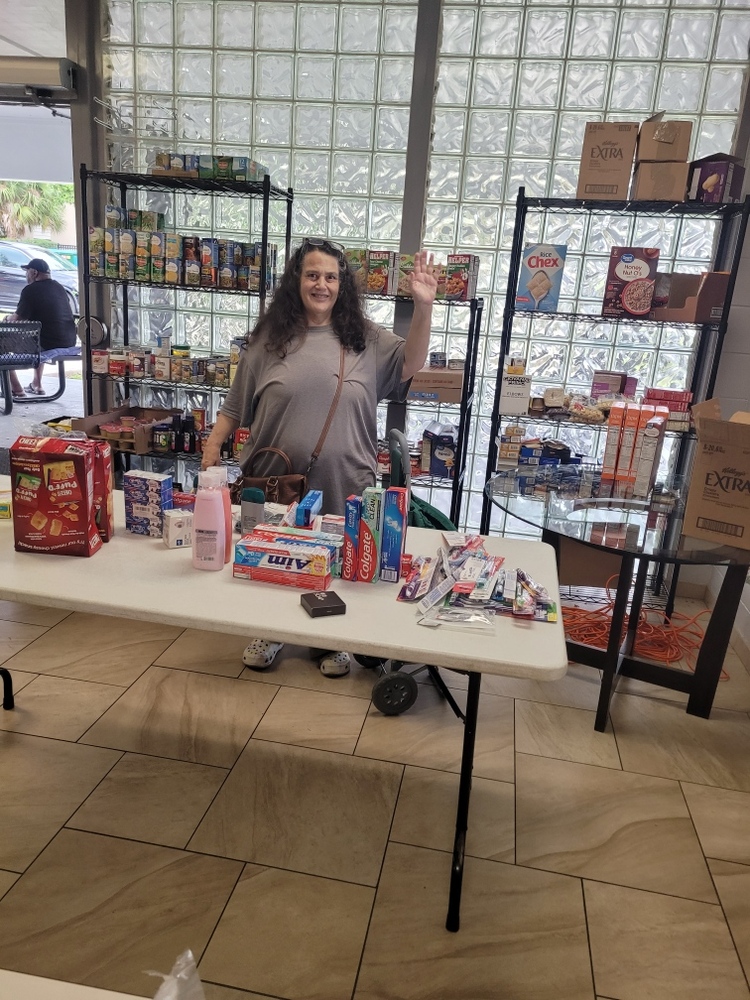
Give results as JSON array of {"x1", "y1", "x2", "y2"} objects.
[
  {"x1": 249, "y1": 524, "x2": 342, "y2": 577},
  {"x1": 163, "y1": 509, "x2": 193, "y2": 548},
  {"x1": 343, "y1": 495, "x2": 361, "y2": 581},
  {"x1": 358, "y1": 486, "x2": 385, "y2": 583},
  {"x1": 233, "y1": 537, "x2": 332, "y2": 590},
  {"x1": 295, "y1": 489, "x2": 324, "y2": 528},
  {"x1": 380, "y1": 487, "x2": 408, "y2": 583}
]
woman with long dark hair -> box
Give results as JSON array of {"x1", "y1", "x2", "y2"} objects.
[{"x1": 203, "y1": 237, "x2": 437, "y2": 674}]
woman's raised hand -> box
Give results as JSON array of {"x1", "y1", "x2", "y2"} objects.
[{"x1": 410, "y1": 250, "x2": 438, "y2": 306}]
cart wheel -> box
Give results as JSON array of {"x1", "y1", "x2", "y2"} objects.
[
  {"x1": 372, "y1": 672, "x2": 419, "y2": 716},
  {"x1": 354, "y1": 654, "x2": 387, "y2": 669}
]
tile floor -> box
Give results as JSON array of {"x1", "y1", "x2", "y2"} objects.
[{"x1": 0, "y1": 598, "x2": 749, "y2": 999}]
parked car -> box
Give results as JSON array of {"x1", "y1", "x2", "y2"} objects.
[{"x1": 0, "y1": 241, "x2": 79, "y2": 316}]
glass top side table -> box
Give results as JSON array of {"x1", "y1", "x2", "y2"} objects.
[{"x1": 486, "y1": 466, "x2": 750, "y2": 731}]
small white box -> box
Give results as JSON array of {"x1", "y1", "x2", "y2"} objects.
[
  {"x1": 499, "y1": 373, "x2": 532, "y2": 415},
  {"x1": 163, "y1": 509, "x2": 193, "y2": 548}
]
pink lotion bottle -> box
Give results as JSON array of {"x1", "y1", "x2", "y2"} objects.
[
  {"x1": 192, "y1": 471, "x2": 226, "y2": 571},
  {"x1": 203, "y1": 466, "x2": 233, "y2": 563}
]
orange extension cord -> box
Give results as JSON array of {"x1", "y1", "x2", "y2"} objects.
[{"x1": 561, "y1": 577, "x2": 730, "y2": 680}]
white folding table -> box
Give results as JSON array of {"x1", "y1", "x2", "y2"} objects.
[{"x1": 0, "y1": 478, "x2": 567, "y2": 931}]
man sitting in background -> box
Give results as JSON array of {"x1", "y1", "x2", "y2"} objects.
[{"x1": 7, "y1": 258, "x2": 76, "y2": 398}]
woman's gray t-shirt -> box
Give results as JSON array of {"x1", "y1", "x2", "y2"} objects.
[{"x1": 219, "y1": 322, "x2": 407, "y2": 515}]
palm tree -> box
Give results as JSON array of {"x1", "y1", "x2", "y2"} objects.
[{"x1": 0, "y1": 181, "x2": 74, "y2": 239}]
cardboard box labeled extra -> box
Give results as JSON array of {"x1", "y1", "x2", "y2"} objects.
[
  {"x1": 577, "y1": 122, "x2": 639, "y2": 200},
  {"x1": 650, "y1": 272, "x2": 729, "y2": 324},
  {"x1": 72, "y1": 403, "x2": 182, "y2": 455},
  {"x1": 631, "y1": 162, "x2": 689, "y2": 202},
  {"x1": 407, "y1": 368, "x2": 463, "y2": 404},
  {"x1": 636, "y1": 117, "x2": 693, "y2": 164},
  {"x1": 683, "y1": 400, "x2": 750, "y2": 550}
]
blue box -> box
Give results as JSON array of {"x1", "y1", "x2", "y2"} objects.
[
  {"x1": 515, "y1": 244, "x2": 567, "y2": 313},
  {"x1": 380, "y1": 487, "x2": 408, "y2": 584},
  {"x1": 295, "y1": 489, "x2": 324, "y2": 528}
]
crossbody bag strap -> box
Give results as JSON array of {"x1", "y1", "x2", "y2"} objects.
[{"x1": 306, "y1": 345, "x2": 346, "y2": 474}]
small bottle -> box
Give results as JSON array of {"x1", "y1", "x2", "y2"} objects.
[
  {"x1": 182, "y1": 415, "x2": 196, "y2": 454},
  {"x1": 171, "y1": 414, "x2": 183, "y2": 453},
  {"x1": 192, "y1": 472, "x2": 225, "y2": 572},
  {"x1": 203, "y1": 466, "x2": 233, "y2": 561},
  {"x1": 241, "y1": 487, "x2": 265, "y2": 535}
]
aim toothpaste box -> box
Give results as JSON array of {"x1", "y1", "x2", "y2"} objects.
[
  {"x1": 358, "y1": 487, "x2": 385, "y2": 584},
  {"x1": 380, "y1": 487, "x2": 408, "y2": 583},
  {"x1": 233, "y1": 537, "x2": 332, "y2": 590},
  {"x1": 343, "y1": 495, "x2": 361, "y2": 581}
]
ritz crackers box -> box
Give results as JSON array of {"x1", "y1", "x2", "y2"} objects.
[{"x1": 10, "y1": 437, "x2": 103, "y2": 556}]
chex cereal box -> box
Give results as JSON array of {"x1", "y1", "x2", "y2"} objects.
[
  {"x1": 10, "y1": 437, "x2": 102, "y2": 556},
  {"x1": 358, "y1": 487, "x2": 385, "y2": 584},
  {"x1": 380, "y1": 487, "x2": 408, "y2": 583},
  {"x1": 343, "y1": 495, "x2": 361, "y2": 581},
  {"x1": 515, "y1": 244, "x2": 567, "y2": 313},
  {"x1": 233, "y1": 537, "x2": 332, "y2": 590}
]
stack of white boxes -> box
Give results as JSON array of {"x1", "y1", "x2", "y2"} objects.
[{"x1": 123, "y1": 470, "x2": 173, "y2": 537}]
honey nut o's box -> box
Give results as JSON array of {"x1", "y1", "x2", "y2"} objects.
[{"x1": 10, "y1": 436, "x2": 104, "y2": 556}]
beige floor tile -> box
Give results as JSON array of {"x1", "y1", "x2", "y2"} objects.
[
  {"x1": 0, "y1": 828, "x2": 242, "y2": 997},
  {"x1": 154, "y1": 628, "x2": 251, "y2": 678},
  {"x1": 200, "y1": 864, "x2": 373, "y2": 1000},
  {"x1": 356, "y1": 842, "x2": 593, "y2": 1000},
  {"x1": 68, "y1": 753, "x2": 228, "y2": 849},
  {"x1": 441, "y1": 661, "x2": 603, "y2": 711},
  {"x1": 0, "y1": 872, "x2": 19, "y2": 899},
  {"x1": 4, "y1": 612, "x2": 183, "y2": 686},
  {"x1": 251, "y1": 685, "x2": 369, "y2": 754},
  {"x1": 585, "y1": 880, "x2": 749, "y2": 1000},
  {"x1": 611, "y1": 696, "x2": 750, "y2": 791},
  {"x1": 516, "y1": 754, "x2": 716, "y2": 903},
  {"x1": 682, "y1": 783, "x2": 750, "y2": 865},
  {"x1": 239, "y1": 644, "x2": 378, "y2": 699},
  {"x1": 189, "y1": 739, "x2": 402, "y2": 885},
  {"x1": 0, "y1": 674, "x2": 124, "y2": 741},
  {"x1": 203, "y1": 985, "x2": 274, "y2": 1000},
  {"x1": 0, "y1": 731, "x2": 119, "y2": 871},
  {"x1": 617, "y1": 650, "x2": 750, "y2": 715},
  {"x1": 0, "y1": 600, "x2": 71, "y2": 627},
  {"x1": 4, "y1": 669, "x2": 37, "y2": 694},
  {"x1": 355, "y1": 684, "x2": 514, "y2": 782},
  {"x1": 390, "y1": 765, "x2": 514, "y2": 863},
  {"x1": 0, "y1": 620, "x2": 49, "y2": 666},
  {"x1": 708, "y1": 859, "x2": 750, "y2": 981},
  {"x1": 80, "y1": 666, "x2": 277, "y2": 768},
  {"x1": 515, "y1": 699, "x2": 621, "y2": 769}
]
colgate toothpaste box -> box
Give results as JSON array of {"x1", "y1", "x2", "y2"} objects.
[
  {"x1": 358, "y1": 487, "x2": 385, "y2": 584},
  {"x1": 10, "y1": 436, "x2": 103, "y2": 557},
  {"x1": 343, "y1": 495, "x2": 361, "y2": 581},
  {"x1": 380, "y1": 487, "x2": 408, "y2": 583},
  {"x1": 233, "y1": 537, "x2": 332, "y2": 590}
]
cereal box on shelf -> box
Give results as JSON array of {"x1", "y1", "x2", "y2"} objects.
[
  {"x1": 9, "y1": 437, "x2": 103, "y2": 557},
  {"x1": 602, "y1": 247, "x2": 660, "y2": 319},
  {"x1": 515, "y1": 244, "x2": 567, "y2": 313}
]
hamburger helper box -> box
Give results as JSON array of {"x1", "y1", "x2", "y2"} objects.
[
  {"x1": 683, "y1": 400, "x2": 750, "y2": 551},
  {"x1": 10, "y1": 437, "x2": 104, "y2": 556}
]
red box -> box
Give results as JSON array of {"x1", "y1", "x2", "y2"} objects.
[
  {"x1": 603, "y1": 247, "x2": 660, "y2": 319},
  {"x1": 10, "y1": 437, "x2": 103, "y2": 557},
  {"x1": 92, "y1": 440, "x2": 115, "y2": 541}
]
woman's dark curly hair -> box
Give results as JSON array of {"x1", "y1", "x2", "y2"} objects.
[{"x1": 248, "y1": 240, "x2": 369, "y2": 357}]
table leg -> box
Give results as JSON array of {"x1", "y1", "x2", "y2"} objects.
[
  {"x1": 0, "y1": 667, "x2": 14, "y2": 710},
  {"x1": 621, "y1": 559, "x2": 650, "y2": 658},
  {"x1": 446, "y1": 670, "x2": 481, "y2": 933},
  {"x1": 687, "y1": 563, "x2": 747, "y2": 718},
  {"x1": 594, "y1": 553, "x2": 635, "y2": 732}
]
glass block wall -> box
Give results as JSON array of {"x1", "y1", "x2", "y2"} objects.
[{"x1": 101, "y1": 0, "x2": 750, "y2": 527}]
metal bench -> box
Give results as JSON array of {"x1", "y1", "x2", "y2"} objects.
[{"x1": 0, "y1": 321, "x2": 42, "y2": 416}]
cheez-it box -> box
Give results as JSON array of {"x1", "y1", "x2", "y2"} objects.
[{"x1": 10, "y1": 436, "x2": 104, "y2": 557}]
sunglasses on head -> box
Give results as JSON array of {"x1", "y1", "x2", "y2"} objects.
[{"x1": 298, "y1": 237, "x2": 346, "y2": 257}]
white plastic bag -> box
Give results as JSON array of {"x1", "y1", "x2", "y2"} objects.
[{"x1": 146, "y1": 949, "x2": 206, "y2": 1000}]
